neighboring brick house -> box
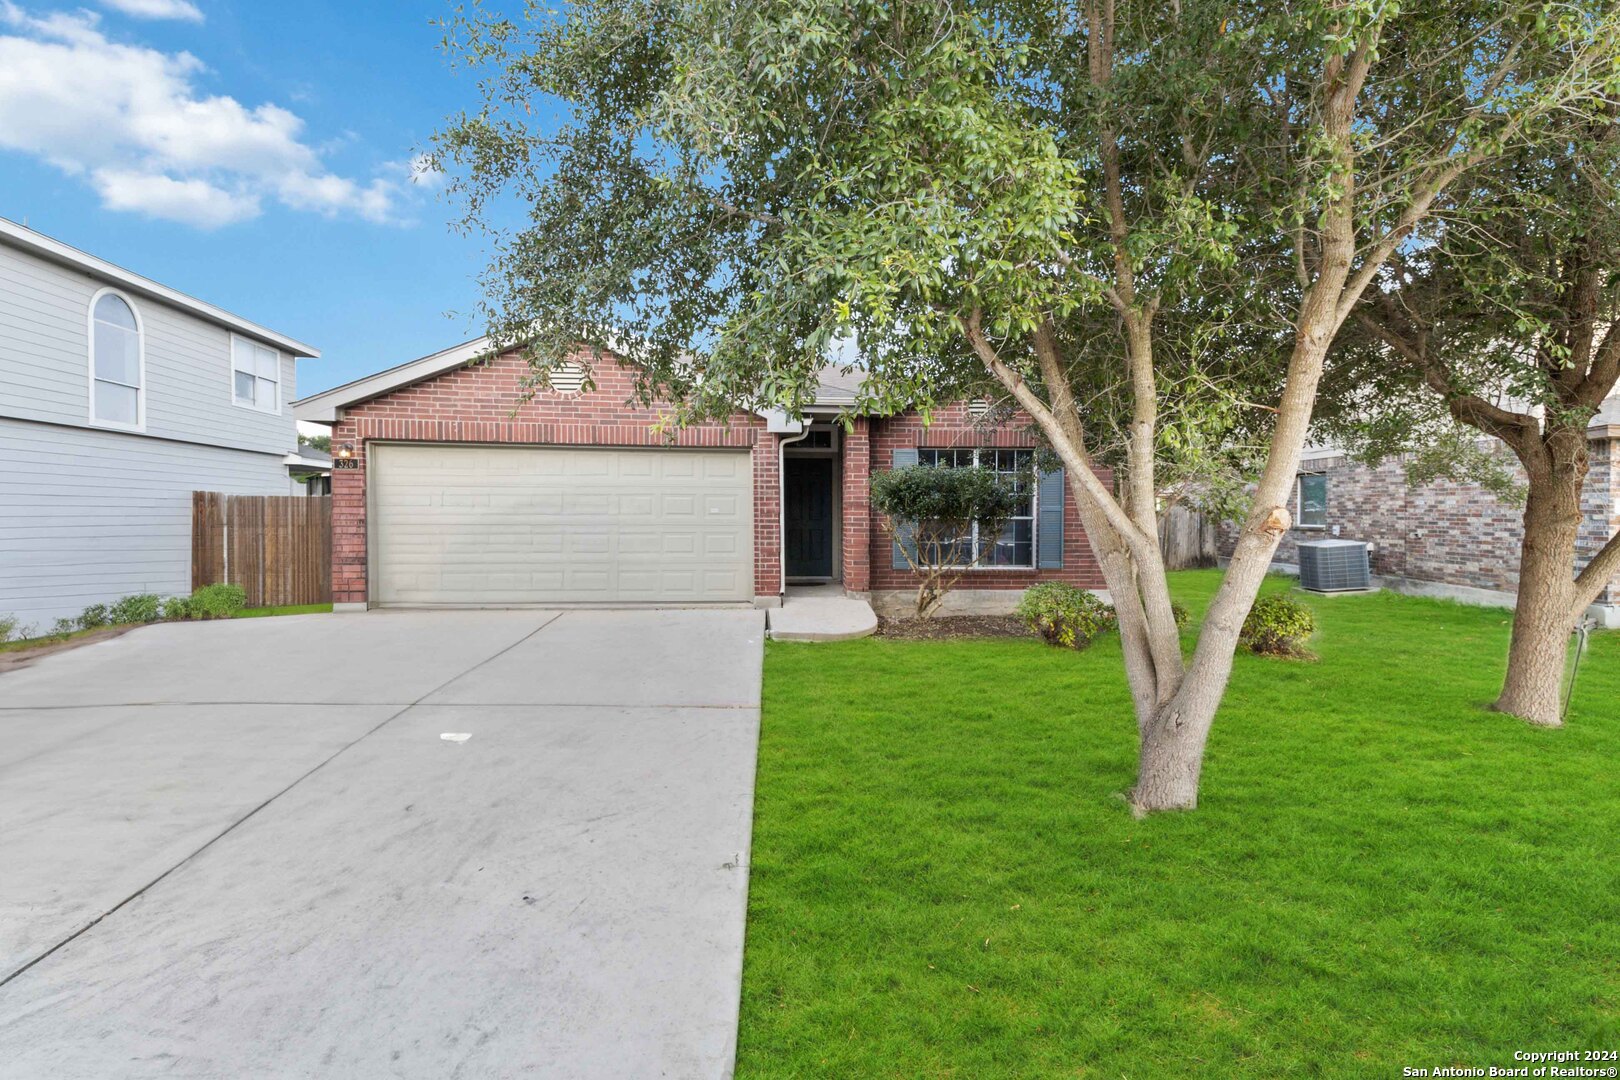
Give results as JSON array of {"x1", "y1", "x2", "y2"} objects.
[
  {"x1": 294, "y1": 339, "x2": 1104, "y2": 616},
  {"x1": 1217, "y1": 420, "x2": 1620, "y2": 626}
]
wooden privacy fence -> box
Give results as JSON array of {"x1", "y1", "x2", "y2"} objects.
[
  {"x1": 192, "y1": 492, "x2": 332, "y2": 607},
  {"x1": 1158, "y1": 503, "x2": 1218, "y2": 570}
]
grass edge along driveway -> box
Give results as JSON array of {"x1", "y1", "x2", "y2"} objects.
[{"x1": 738, "y1": 570, "x2": 1620, "y2": 1078}]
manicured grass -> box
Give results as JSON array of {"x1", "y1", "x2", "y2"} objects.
[
  {"x1": 738, "y1": 571, "x2": 1619, "y2": 1078},
  {"x1": 235, "y1": 603, "x2": 333, "y2": 618}
]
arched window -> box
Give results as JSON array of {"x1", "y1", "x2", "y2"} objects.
[{"x1": 90, "y1": 291, "x2": 143, "y2": 428}]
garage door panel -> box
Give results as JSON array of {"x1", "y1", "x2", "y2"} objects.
[{"x1": 372, "y1": 445, "x2": 753, "y2": 605}]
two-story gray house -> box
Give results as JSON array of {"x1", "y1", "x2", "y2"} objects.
[{"x1": 0, "y1": 218, "x2": 321, "y2": 629}]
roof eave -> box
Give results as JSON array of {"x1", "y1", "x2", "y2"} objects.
[{"x1": 0, "y1": 217, "x2": 320, "y2": 358}]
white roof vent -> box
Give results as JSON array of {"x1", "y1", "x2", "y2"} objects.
[
  {"x1": 967, "y1": 398, "x2": 992, "y2": 419},
  {"x1": 546, "y1": 361, "x2": 587, "y2": 395}
]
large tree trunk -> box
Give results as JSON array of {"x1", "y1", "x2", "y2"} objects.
[{"x1": 1493, "y1": 470, "x2": 1585, "y2": 727}]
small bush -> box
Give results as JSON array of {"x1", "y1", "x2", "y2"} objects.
[
  {"x1": 1171, "y1": 601, "x2": 1190, "y2": 630},
  {"x1": 109, "y1": 593, "x2": 163, "y2": 625},
  {"x1": 0, "y1": 613, "x2": 18, "y2": 643},
  {"x1": 188, "y1": 583, "x2": 248, "y2": 619},
  {"x1": 1017, "y1": 583, "x2": 1115, "y2": 650},
  {"x1": 160, "y1": 595, "x2": 195, "y2": 621},
  {"x1": 78, "y1": 603, "x2": 110, "y2": 630},
  {"x1": 1241, "y1": 594, "x2": 1317, "y2": 657},
  {"x1": 49, "y1": 617, "x2": 78, "y2": 640}
]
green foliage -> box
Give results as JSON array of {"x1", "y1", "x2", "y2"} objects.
[
  {"x1": 188, "y1": 583, "x2": 248, "y2": 620},
  {"x1": 77, "y1": 603, "x2": 110, "y2": 631},
  {"x1": 746, "y1": 571, "x2": 1620, "y2": 1076},
  {"x1": 870, "y1": 463, "x2": 1024, "y2": 616},
  {"x1": 160, "y1": 596, "x2": 195, "y2": 621},
  {"x1": 869, "y1": 464, "x2": 1020, "y2": 538},
  {"x1": 1016, "y1": 583, "x2": 1116, "y2": 650},
  {"x1": 0, "y1": 614, "x2": 17, "y2": 643},
  {"x1": 49, "y1": 617, "x2": 77, "y2": 640},
  {"x1": 298, "y1": 433, "x2": 332, "y2": 453},
  {"x1": 109, "y1": 593, "x2": 163, "y2": 625},
  {"x1": 1170, "y1": 601, "x2": 1191, "y2": 631},
  {"x1": 1241, "y1": 594, "x2": 1318, "y2": 658}
]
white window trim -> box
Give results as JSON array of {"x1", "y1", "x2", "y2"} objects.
[
  {"x1": 1295, "y1": 473, "x2": 1328, "y2": 530},
  {"x1": 86, "y1": 287, "x2": 146, "y2": 433},
  {"x1": 916, "y1": 447, "x2": 1039, "y2": 571},
  {"x1": 230, "y1": 333, "x2": 283, "y2": 415}
]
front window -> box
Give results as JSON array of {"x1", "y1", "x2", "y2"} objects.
[
  {"x1": 1297, "y1": 474, "x2": 1328, "y2": 528},
  {"x1": 917, "y1": 447, "x2": 1035, "y2": 567},
  {"x1": 232, "y1": 335, "x2": 281, "y2": 412},
  {"x1": 90, "y1": 291, "x2": 142, "y2": 428}
]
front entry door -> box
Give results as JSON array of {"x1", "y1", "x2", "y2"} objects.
[{"x1": 784, "y1": 457, "x2": 834, "y2": 579}]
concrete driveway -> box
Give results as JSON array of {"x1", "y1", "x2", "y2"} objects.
[{"x1": 0, "y1": 608, "x2": 765, "y2": 1079}]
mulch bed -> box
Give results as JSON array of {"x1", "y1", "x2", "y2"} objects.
[{"x1": 874, "y1": 615, "x2": 1035, "y2": 640}]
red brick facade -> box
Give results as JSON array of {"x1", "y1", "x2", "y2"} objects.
[
  {"x1": 1217, "y1": 437, "x2": 1619, "y2": 608},
  {"x1": 866, "y1": 404, "x2": 1105, "y2": 596},
  {"x1": 327, "y1": 351, "x2": 1104, "y2": 607}
]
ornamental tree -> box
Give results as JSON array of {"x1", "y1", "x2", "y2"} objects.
[
  {"x1": 435, "y1": 0, "x2": 1620, "y2": 812},
  {"x1": 870, "y1": 463, "x2": 1023, "y2": 618}
]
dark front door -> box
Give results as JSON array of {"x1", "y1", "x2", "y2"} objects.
[{"x1": 785, "y1": 457, "x2": 835, "y2": 579}]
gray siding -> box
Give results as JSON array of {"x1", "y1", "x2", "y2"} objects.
[
  {"x1": 0, "y1": 418, "x2": 296, "y2": 628},
  {"x1": 0, "y1": 243, "x2": 298, "y2": 454}
]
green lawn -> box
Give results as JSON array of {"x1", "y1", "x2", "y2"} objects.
[
  {"x1": 738, "y1": 570, "x2": 1620, "y2": 1078},
  {"x1": 235, "y1": 603, "x2": 333, "y2": 618},
  {"x1": 0, "y1": 602, "x2": 332, "y2": 652}
]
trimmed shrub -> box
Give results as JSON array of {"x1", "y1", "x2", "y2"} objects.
[
  {"x1": 1017, "y1": 582, "x2": 1115, "y2": 650},
  {"x1": 160, "y1": 595, "x2": 195, "y2": 621},
  {"x1": 109, "y1": 593, "x2": 163, "y2": 625},
  {"x1": 78, "y1": 603, "x2": 111, "y2": 630},
  {"x1": 1171, "y1": 601, "x2": 1190, "y2": 630},
  {"x1": 871, "y1": 463, "x2": 1024, "y2": 618},
  {"x1": 1240, "y1": 594, "x2": 1317, "y2": 657},
  {"x1": 188, "y1": 583, "x2": 248, "y2": 619}
]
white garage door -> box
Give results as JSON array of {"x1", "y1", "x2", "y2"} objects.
[{"x1": 371, "y1": 444, "x2": 753, "y2": 605}]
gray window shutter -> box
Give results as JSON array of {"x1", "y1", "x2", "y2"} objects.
[
  {"x1": 890, "y1": 448, "x2": 919, "y2": 569},
  {"x1": 1037, "y1": 466, "x2": 1065, "y2": 568}
]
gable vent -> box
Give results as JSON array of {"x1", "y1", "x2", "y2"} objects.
[
  {"x1": 546, "y1": 361, "x2": 587, "y2": 395},
  {"x1": 967, "y1": 398, "x2": 991, "y2": 419}
]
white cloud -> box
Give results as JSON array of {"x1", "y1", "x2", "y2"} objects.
[
  {"x1": 101, "y1": 0, "x2": 204, "y2": 22},
  {"x1": 92, "y1": 169, "x2": 258, "y2": 226},
  {"x1": 0, "y1": 4, "x2": 414, "y2": 228}
]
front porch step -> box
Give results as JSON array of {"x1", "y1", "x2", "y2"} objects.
[{"x1": 767, "y1": 588, "x2": 878, "y2": 642}]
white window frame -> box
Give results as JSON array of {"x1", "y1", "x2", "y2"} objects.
[
  {"x1": 1296, "y1": 473, "x2": 1328, "y2": 530},
  {"x1": 916, "y1": 447, "x2": 1038, "y2": 569},
  {"x1": 86, "y1": 287, "x2": 146, "y2": 433},
  {"x1": 231, "y1": 333, "x2": 283, "y2": 415}
]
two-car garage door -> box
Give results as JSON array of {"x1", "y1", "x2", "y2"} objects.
[{"x1": 370, "y1": 444, "x2": 753, "y2": 605}]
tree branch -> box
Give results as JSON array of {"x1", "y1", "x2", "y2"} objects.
[{"x1": 1571, "y1": 527, "x2": 1620, "y2": 616}]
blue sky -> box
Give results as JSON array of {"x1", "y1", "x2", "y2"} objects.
[{"x1": 0, "y1": 0, "x2": 536, "y2": 395}]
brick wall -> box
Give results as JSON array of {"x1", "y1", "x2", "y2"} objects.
[
  {"x1": 1582, "y1": 437, "x2": 1619, "y2": 605},
  {"x1": 867, "y1": 404, "x2": 1106, "y2": 593},
  {"x1": 329, "y1": 350, "x2": 775, "y2": 605},
  {"x1": 840, "y1": 417, "x2": 873, "y2": 592},
  {"x1": 1216, "y1": 437, "x2": 1619, "y2": 603}
]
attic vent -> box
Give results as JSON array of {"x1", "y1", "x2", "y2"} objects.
[
  {"x1": 967, "y1": 398, "x2": 992, "y2": 419},
  {"x1": 546, "y1": 361, "x2": 586, "y2": 395}
]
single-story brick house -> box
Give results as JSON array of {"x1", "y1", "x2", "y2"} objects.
[
  {"x1": 293, "y1": 339, "x2": 1104, "y2": 614},
  {"x1": 1217, "y1": 410, "x2": 1620, "y2": 627}
]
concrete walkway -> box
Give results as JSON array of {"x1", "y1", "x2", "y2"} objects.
[
  {"x1": 0, "y1": 608, "x2": 764, "y2": 1079},
  {"x1": 766, "y1": 585, "x2": 878, "y2": 642}
]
